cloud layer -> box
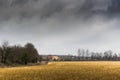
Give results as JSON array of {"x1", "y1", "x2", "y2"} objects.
[{"x1": 0, "y1": 0, "x2": 120, "y2": 54}]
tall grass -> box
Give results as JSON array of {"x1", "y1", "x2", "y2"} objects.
[{"x1": 0, "y1": 62, "x2": 120, "y2": 80}]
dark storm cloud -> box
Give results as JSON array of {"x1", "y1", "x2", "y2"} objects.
[
  {"x1": 0, "y1": 0, "x2": 120, "y2": 54},
  {"x1": 0, "y1": 0, "x2": 120, "y2": 36},
  {"x1": 0, "y1": 0, "x2": 119, "y2": 23},
  {"x1": 0, "y1": 0, "x2": 118, "y2": 31}
]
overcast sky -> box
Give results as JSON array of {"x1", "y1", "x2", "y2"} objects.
[{"x1": 0, "y1": 0, "x2": 120, "y2": 55}]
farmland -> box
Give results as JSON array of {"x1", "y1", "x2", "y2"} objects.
[{"x1": 0, "y1": 62, "x2": 120, "y2": 80}]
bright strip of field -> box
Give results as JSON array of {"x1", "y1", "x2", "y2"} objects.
[{"x1": 0, "y1": 62, "x2": 120, "y2": 80}]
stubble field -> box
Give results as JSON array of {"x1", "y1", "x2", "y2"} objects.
[{"x1": 0, "y1": 62, "x2": 120, "y2": 80}]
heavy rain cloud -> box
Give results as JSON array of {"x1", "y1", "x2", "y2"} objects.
[{"x1": 0, "y1": 0, "x2": 120, "y2": 54}]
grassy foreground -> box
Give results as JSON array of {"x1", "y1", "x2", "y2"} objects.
[{"x1": 0, "y1": 62, "x2": 120, "y2": 80}]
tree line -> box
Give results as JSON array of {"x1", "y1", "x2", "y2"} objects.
[
  {"x1": 0, "y1": 41, "x2": 40, "y2": 65},
  {"x1": 77, "y1": 49, "x2": 120, "y2": 61}
]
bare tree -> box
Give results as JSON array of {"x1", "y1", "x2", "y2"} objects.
[
  {"x1": 1, "y1": 40, "x2": 10, "y2": 63},
  {"x1": 85, "y1": 49, "x2": 89, "y2": 60},
  {"x1": 77, "y1": 49, "x2": 82, "y2": 60}
]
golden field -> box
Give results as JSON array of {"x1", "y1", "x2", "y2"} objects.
[{"x1": 0, "y1": 62, "x2": 120, "y2": 80}]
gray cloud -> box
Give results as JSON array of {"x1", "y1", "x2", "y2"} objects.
[
  {"x1": 0, "y1": 0, "x2": 118, "y2": 22},
  {"x1": 0, "y1": 0, "x2": 120, "y2": 54}
]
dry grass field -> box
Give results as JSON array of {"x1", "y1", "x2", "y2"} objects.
[{"x1": 0, "y1": 62, "x2": 120, "y2": 80}]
